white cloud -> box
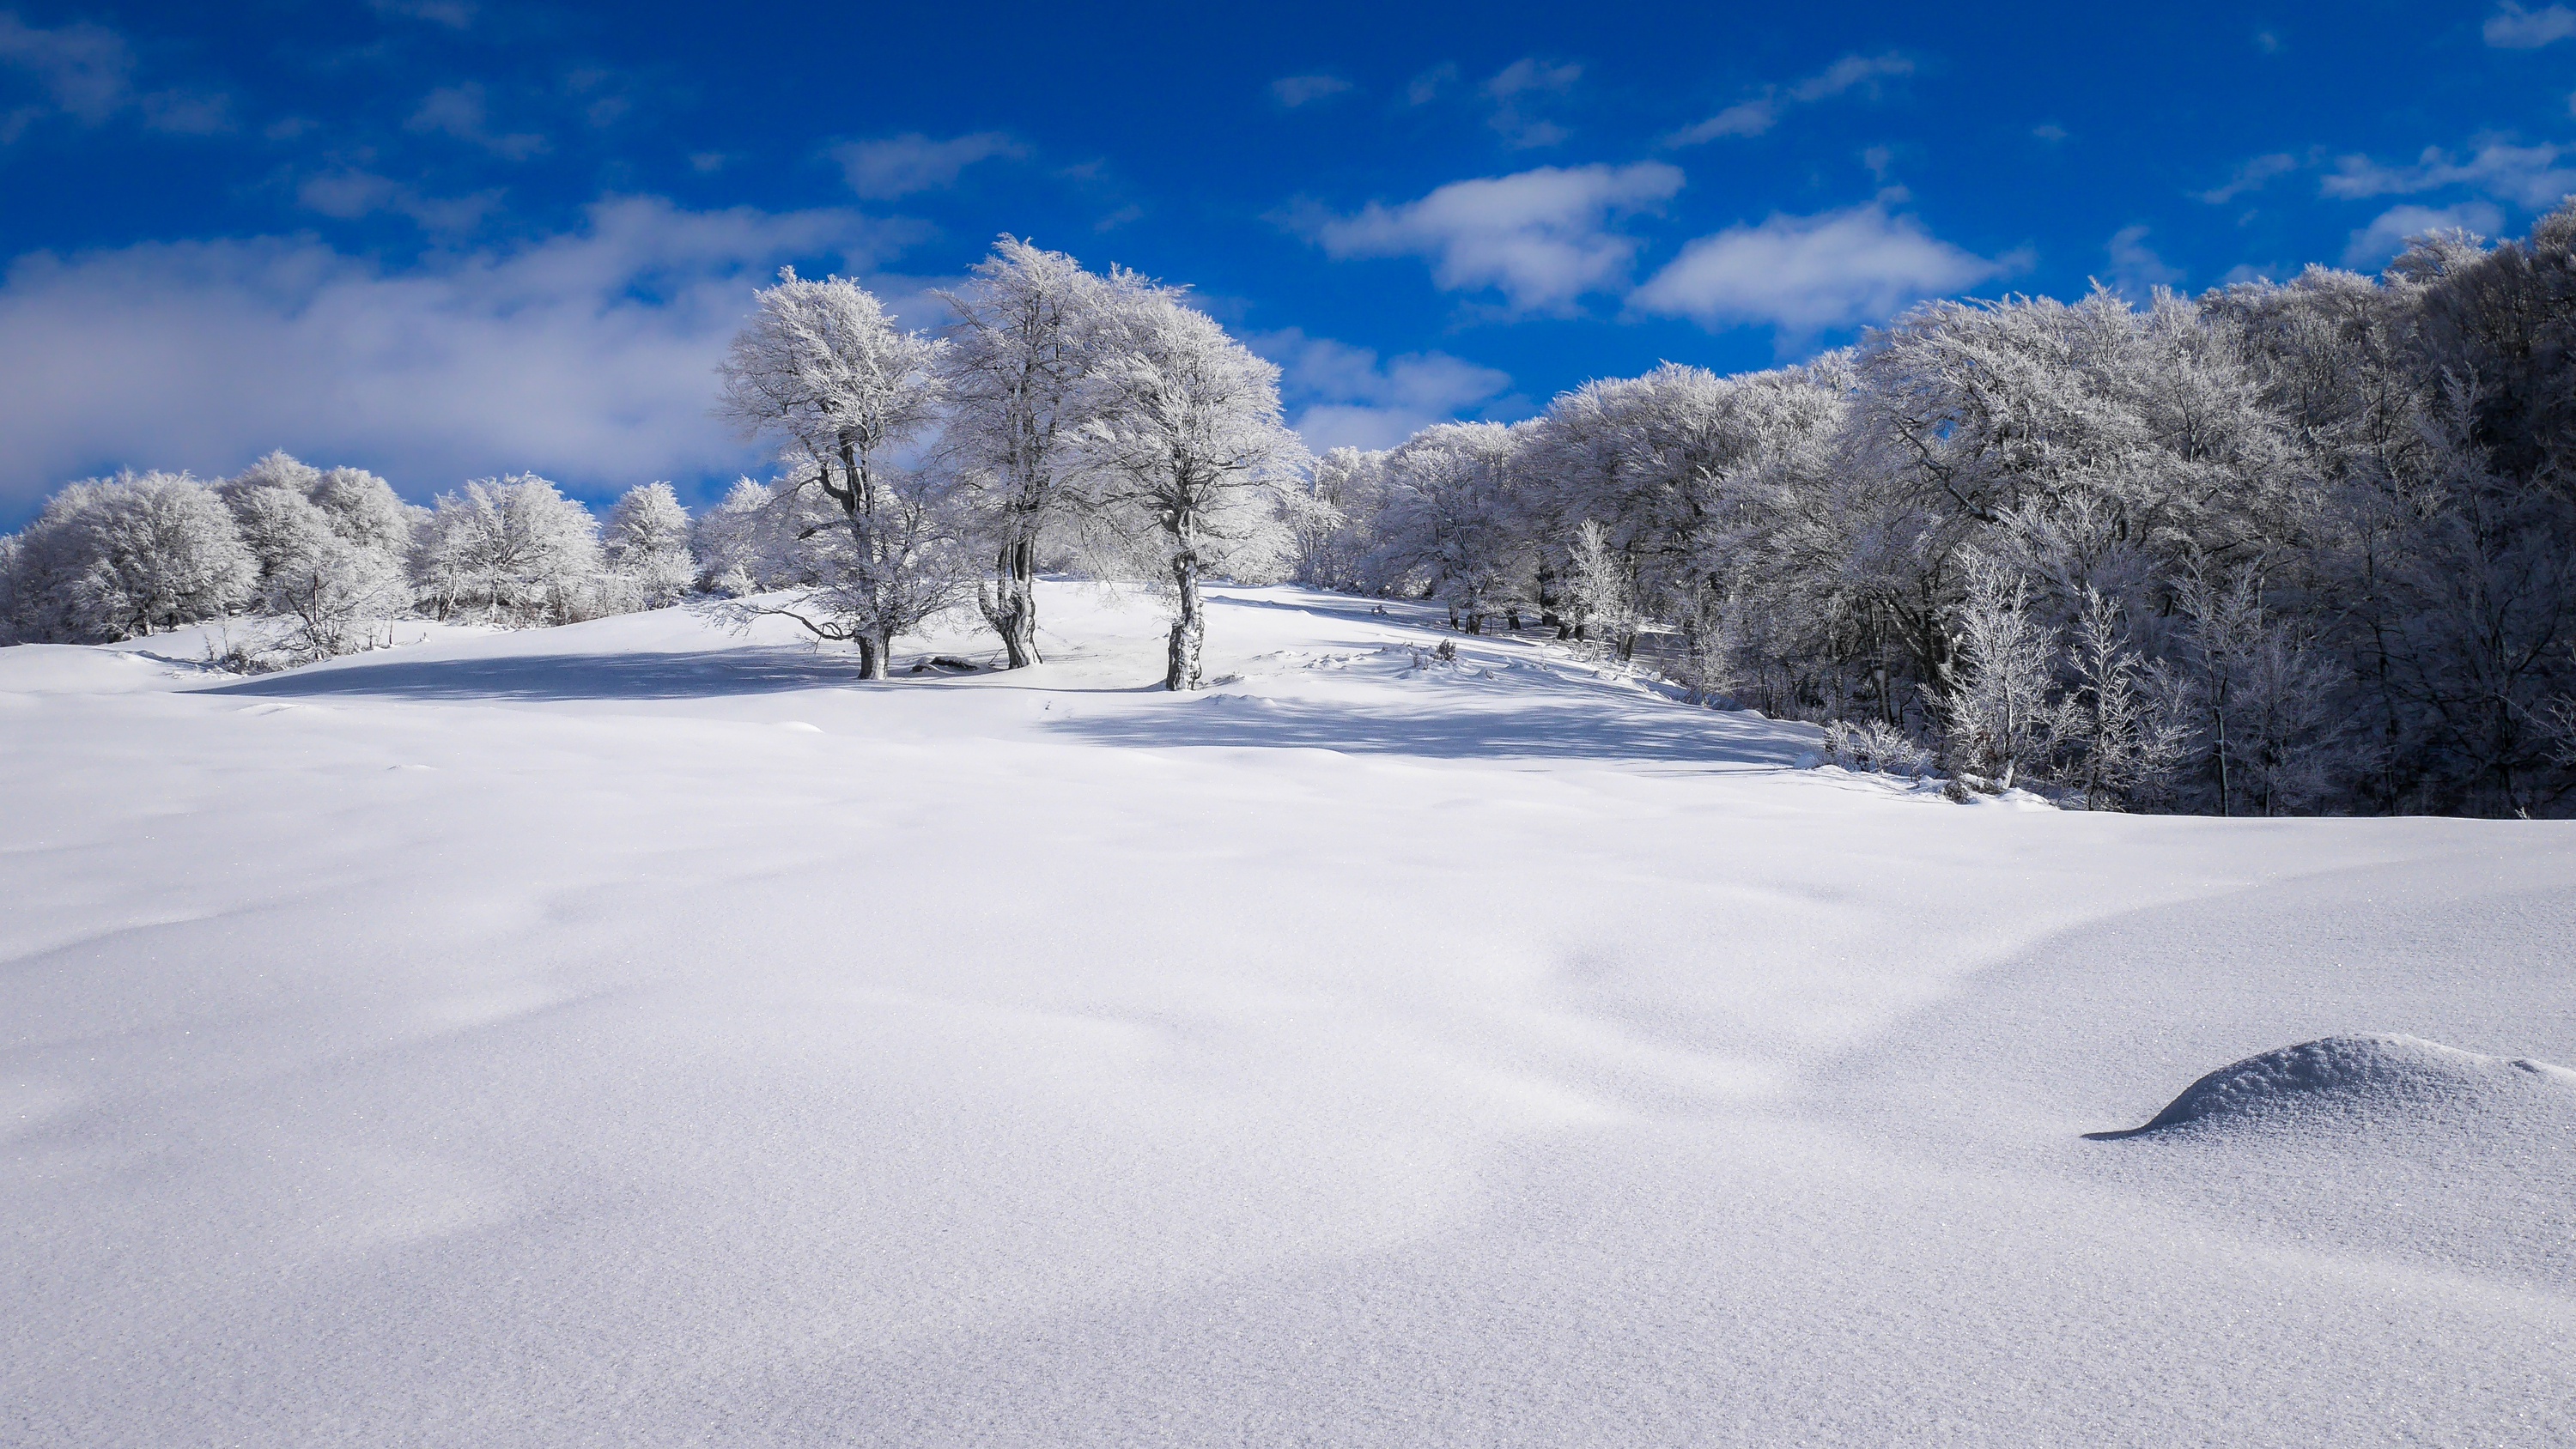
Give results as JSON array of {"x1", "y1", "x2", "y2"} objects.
[
  {"x1": 2342, "y1": 201, "x2": 2506, "y2": 267},
  {"x1": 1665, "y1": 52, "x2": 1911, "y2": 147},
  {"x1": 832, "y1": 131, "x2": 1025, "y2": 199},
  {"x1": 1481, "y1": 58, "x2": 1580, "y2": 148},
  {"x1": 2197, "y1": 153, "x2": 2298, "y2": 204},
  {"x1": 404, "y1": 82, "x2": 546, "y2": 160},
  {"x1": 1631, "y1": 202, "x2": 2013, "y2": 335},
  {"x1": 1303, "y1": 161, "x2": 1685, "y2": 315},
  {"x1": 1271, "y1": 74, "x2": 1352, "y2": 107},
  {"x1": 2486, "y1": 3, "x2": 2576, "y2": 47},
  {"x1": 1254, "y1": 328, "x2": 1514, "y2": 452},
  {"x1": 2323, "y1": 140, "x2": 2576, "y2": 208},
  {"x1": 0, "y1": 197, "x2": 932, "y2": 515},
  {"x1": 2105, "y1": 224, "x2": 2183, "y2": 296},
  {"x1": 0, "y1": 12, "x2": 230, "y2": 141}
]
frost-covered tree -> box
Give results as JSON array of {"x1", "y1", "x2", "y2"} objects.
[
  {"x1": 1936, "y1": 555, "x2": 2063, "y2": 789},
  {"x1": 602, "y1": 482, "x2": 696, "y2": 609},
  {"x1": 263, "y1": 518, "x2": 405, "y2": 661},
  {"x1": 1565, "y1": 518, "x2": 1638, "y2": 656},
  {"x1": 222, "y1": 452, "x2": 417, "y2": 624},
  {"x1": 935, "y1": 238, "x2": 1125, "y2": 668},
  {"x1": 413, "y1": 475, "x2": 603, "y2": 626},
  {"x1": 692, "y1": 477, "x2": 805, "y2": 594},
  {"x1": 716, "y1": 270, "x2": 963, "y2": 677},
  {"x1": 2175, "y1": 567, "x2": 2349, "y2": 816},
  {"x1": 308, "y1": 467, "x2": 418, "y2": 561},
  {"x1": 2057, "y1": 590, "x2": 2190, "y2": 809},
  {"x1": 1366, "y1": 421, "x2": 1531, "y2": 631},
  {"x1": 1078, "y1": 287, "x2": 1307, "y2": 689},
  {"x1": 3, "y1": 472, "x2": 255, "y2": 640}
]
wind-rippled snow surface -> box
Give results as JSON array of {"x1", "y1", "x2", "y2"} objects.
[{"x1": 4, "y1": 585, "x2": 2572, "y2": 1446}]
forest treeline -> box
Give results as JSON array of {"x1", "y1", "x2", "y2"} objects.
[
  {"x1": 1306, "y1": 204, "x2": 2576, "y2": 819},
  {"x1": 4, "y1": 211, "x2": 2574, "y2": 817}
]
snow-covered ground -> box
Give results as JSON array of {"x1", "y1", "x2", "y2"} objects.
[{"x1": 4, "y1": 582, "x2": 2572, "y2": 1446}]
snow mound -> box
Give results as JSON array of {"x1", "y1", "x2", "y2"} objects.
[
  {"x1": 2089, "y1": 1034, "x2": 2576, "y2": 1139},
  {"x1": 0, "y1": 643, "x2": 221, "y2": 695}
]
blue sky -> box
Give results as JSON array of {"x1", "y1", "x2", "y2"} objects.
[{"x1": 3, "y1": 0, "x2": 2573, "y2": 524}]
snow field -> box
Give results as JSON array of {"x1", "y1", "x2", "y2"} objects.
[{"x1": 3, "y1": 582, "x2": 2572, "y2": 1445}]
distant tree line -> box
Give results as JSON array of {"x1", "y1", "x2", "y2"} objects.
[
  {"x1": 0, "y1": 453, "x2": 696, "y2": 666},
  {"x1": 0, "y1": 237, "x2": 1309, "y2": 690},
  {"x1": 6, "y1": 215, "x2": 2574, "y2": 815},
  {"x1": 1291, "y1": 206, "x2": 2576, "y2": 818}
]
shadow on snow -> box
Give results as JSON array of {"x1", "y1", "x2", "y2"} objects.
[
  {"x1": 1048, "y1": 691, "x2": 1817, "y2": 766},
  {"x1": 199, "y1": 648, "x2": 878, "y2": 702}
]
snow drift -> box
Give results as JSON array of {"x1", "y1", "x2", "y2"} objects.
[{"x1": 2087, "y1": 1034, "x2": 2576, "y2": 1140}]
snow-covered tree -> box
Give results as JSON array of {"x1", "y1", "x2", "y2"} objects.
[
  {"x1": 716, "y1": 270, "x2": 963, "y2": 677},
  {"x1": 2057, "y1": 590, "x2": 2190, "y2": 809},
  {"x1": 1366, "y1": 421, "x2": 1531, "y2": 631},
  {"x1": 1934, "y1": 555, "x2": 2063, "y2": 789},
  {"x1": 934, "y1": 238, "x2": 1126, "y2": 668},
  {"x1": 5, "y1": 472, "x2": 255, "y2": 641},
  {"x1": 1079, "y1": 288, "x2": 1307, "y2": 690},
  {"x1": 222, "y1": 452, "x2": 417, "y2": 623},
  {"x1": 412, "y1": 475, "x2": 603, "y2": 626},
  {"x1": 1565, "y1": 519, "x2": 1637, "y2": 656},
  {"x1": 602, "y1": 482, "x2": 695, "y2": 609},
  {"x1": 2175, "y1": 566, "x2": 2349, "y2": 816},
  {"x1": 264, "y1": 521, "x2": 405, "y2": 661}
]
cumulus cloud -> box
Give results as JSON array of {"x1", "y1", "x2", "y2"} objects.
[
  {"x1": 0, "y1": 11, "x2": 230, "y2": 142},
  {"x1": 2485, "y1": 3, "x2": 2576, "y2": 47},
  {"x1": 1271, "y1": 74, "x2": 1352, "y2": 107},
  {"x1": 0, "y1": 197, "x2": 931, "y2": 516},
  {"x1": 1254, "y1": 328, "x2": 1514, "y2": 452},
  {"x1": 2198, "y1": 152, "x2": 2298, "y2": 204},
  {"x1": 1665, "y1": 52, "x2": 1912, "y2": 147},
  {"x1": 832, "y1": 131, "x2": 1025, "y2": 199},
  {"x1": 1631, "y1": 202, "x2": 2013, "y2": 336},
  {"x1": 1301, "y1": 161, "x2": 1685, "y2": 314},
  {"x1": 2342, "y1": 201, "x2": 2506, "y2": 267},
  {"x1": 2323, "y1": 140, "x2": 2576, "y2": 209}
]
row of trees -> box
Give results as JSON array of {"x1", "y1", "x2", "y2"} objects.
[
  {"x1": 708, "y1": 239, "x2": 1305, "y2": 688},
  {"x1": 0, "y1": 453, "x2": 697, "y2": 664},
  {"x1": 9, "y1": 217, "x2": 2571, "y2": 815},
  {"x1": 0, "y1": 238, "x2": 1315, "y2": 693},
  {"x1": 1291, "y1": 204, "x2": 2576, "y2": 817}
]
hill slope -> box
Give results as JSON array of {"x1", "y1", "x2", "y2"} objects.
[{"x1": 5, "y1": 584, "x2": 2573, "y2": 1446}]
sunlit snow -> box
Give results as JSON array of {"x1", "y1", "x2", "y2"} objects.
[{"x1": 5, "y1": 583, "x2": 2571, "y2": 1443}]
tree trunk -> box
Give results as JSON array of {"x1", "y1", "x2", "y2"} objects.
[
  {"x1": 1166, "y1": 547, "x2": 1205, "y2": 691},
  {"x1": 855, "y1": 633, "x2": 881, "y2": 679},
  {"x1": 981, "y1": 537, "x2": 1042, "y2": 669}
]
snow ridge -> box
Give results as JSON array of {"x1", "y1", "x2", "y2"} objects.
[{"x1": 2088, "y1": 1034, "x2": 2576, "y2": 1140}]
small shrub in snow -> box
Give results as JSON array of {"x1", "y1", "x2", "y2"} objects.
[{"x1": 1822, "y1": 718, "x2": 1935, "y2": 778}]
